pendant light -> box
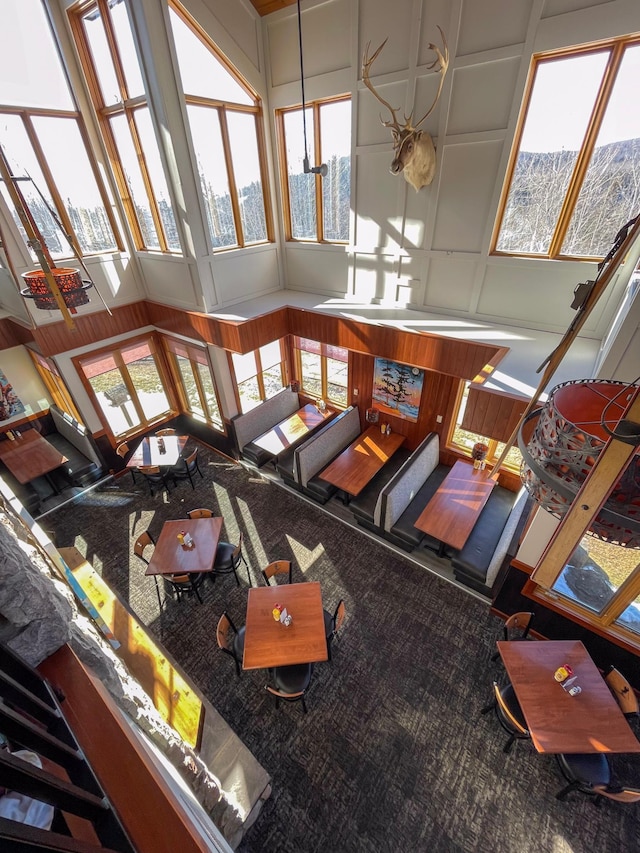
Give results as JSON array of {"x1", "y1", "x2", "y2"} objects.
[{"x1": 297, "y1": 0, "x2": 327, "y2": 177}]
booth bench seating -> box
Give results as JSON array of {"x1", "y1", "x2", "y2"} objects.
[
  {"x1": 450, "y1": 486, "x2": 530, "y2": 597},
  {"x1": 350, "y1": 432, "x2": 448, "y2": 544},
  {"x1": 232, "y1": 388, "x2": 301, "y2": 468},
  {"x1": 45, "y1": 405, "x2": 104, "y2": 488},
  {"x1": 277, "y1": 406, "x2": 361, "y2": 504}
]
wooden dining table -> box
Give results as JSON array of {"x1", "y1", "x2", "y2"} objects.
[
  {"x1": 243, "y1": 582, "x2": 328, "y2": 670},
  {"x1": 414, "y1": 459, "x2": 496, "y2": 554},
  {"x1": 497, "y1": 639, "x2": 640, "y2": 754},
  {"x1": 127, "y1": 435, "x2": 189, "y2": 468},
  {"x1": 251, "y1": 404, "x2": 331, "y2": 456},
  {"x1": 318, "y1": 425, "x2": 405, "y2": 501},
  {"x1": 0, "y1": 430, "x2": 68, "y2": 485},
  {"x1": 145, "y1": 517, "x2": 223, "y2": 577}
]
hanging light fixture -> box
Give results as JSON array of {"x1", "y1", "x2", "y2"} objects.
[
  {"x1": 296, "y1": 0, "x2": 327, "y2": 177},
  {"x1": 518, "y1": 378, "x2": 640, "y2": 547}
]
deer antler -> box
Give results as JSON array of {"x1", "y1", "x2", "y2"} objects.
[
  {"x1": 409, "y1": 26, "x2": 449, "y2": 131},
  {"x1": 362, "y1": 38, "x2": 403, "y2": 136}
]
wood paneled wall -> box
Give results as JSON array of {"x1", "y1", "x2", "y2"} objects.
[
  {"x1": 0, "y1": 318, "x2": 35, "y2": 350},
  {"x1": 32, "y1": 302, "x2": 151, "y2": 357},
  {"x1": 350, "y1": 351, "x2": 461, "y2": 451}
]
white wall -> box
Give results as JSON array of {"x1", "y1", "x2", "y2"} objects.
[{"x1": 0, "y1": 346, "x2": 50, "y2": 426}]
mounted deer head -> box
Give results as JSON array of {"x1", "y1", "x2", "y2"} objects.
[{"x1": 362, "y1": 27, "x2": 449, "y2": 191}]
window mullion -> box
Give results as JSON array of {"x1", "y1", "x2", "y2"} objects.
[
  {"x1": 549, "y1": 43, "x2": 624, "y2": 258},
  {"x1": 218, "y1": 108, "x2": 243, "y2": 247},
  {"x1": 189, "y1": 356, "x2": 208, "y2": 418},
  {"x1": 314, "y1": 103, "x2": 324, "y2": 242},
  {"x1": 116, "y1": 353, "x2": 146, "y2": 423},
  {"x1": 127, "y1": 107, "x2": 168, "y2": 252},
  {"x1": 599, "y1": 569, "x2": 640, "y2": 625}
]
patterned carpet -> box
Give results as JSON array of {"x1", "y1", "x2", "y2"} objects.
[{"x1": 42, "y1": 443, "x2": 640, "y2": 853}]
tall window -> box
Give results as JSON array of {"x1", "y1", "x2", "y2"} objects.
[
  {"x1": 27, "y1": 349, "x2": 83, "y2": 423},
  {"x1": 492, "y1": 35, "x2": 640, "y2": 259},
  {"x1": 70, "y1": 0, "x2": 180, "y2": 252},
  {"x1": 74, "y1": 335, "x2": 174, "y2": 440},
  {"x1": 0, "y1": 0, "x2": 120, "y2": 259},
  {"x1": 230, "y1": 341, "x2": 285, "y2": 414},
  {"x1": 168, "y1": 2, "x2": 271, "y2": 250},
  {"x1": 277, "y1": 97, "x2": 351, "y2": 242},
  {"x1": 293, "y1": 338, "x2": 348, "y2": 407},
  {"x1": 162, "y1": 337, "x2": 224, "y2": 431}
]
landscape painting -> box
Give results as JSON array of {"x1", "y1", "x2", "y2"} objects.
[
  {"x1": 372, "y1": 359, "x2": 424, "y2": 423},
  {"x1": 0, "y1": 369, "x2": 25, "y2": 421}
]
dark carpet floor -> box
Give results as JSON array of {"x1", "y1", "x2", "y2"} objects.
[{"x1": 42, "y1": 442, "x2": 640, "y2": 853}]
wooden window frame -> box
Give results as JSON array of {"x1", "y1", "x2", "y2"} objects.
[
  {"x1": 170, "y1": 1, "x2": 274, "y2": 251},
  {"x1": 229, "y1": 340, "x2": 287, "y2": 414},
  {"x1": 27, "y1": 348, "x2": 83, "y2": 423},
  {"x1": 161, "y1": 335, "x2": 226, "y2": 433},
  {"x1": 447, "y1": 380, "x2": 523, "y2": 474},
  {"x1": 69, "y1": 0, "x2": 178, "y2": 253},
  {"x1": 490, "y1": 34, "x2": 640, "y2": 261},
  {"x1": 292, "y1": 337, "x2": 348, "y2": 408},
  {"x1": 0, "y1": 105, "x2": 123, "y2": 259},
  {"x1": 276, "y1": 95, "x2": 351, "y2": 244},
  {"x1": 73, "y1": 332, "x2": 178, "y2": 445}
]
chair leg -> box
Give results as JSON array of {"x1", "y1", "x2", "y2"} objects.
[
  {"x1": 301, "y1": 696, "x2": 308, "y2": 714},
  {"x1": 326, "y1": 637, "x2": 332, "y2": 662},
  {"x1": 191, "y1": 577, "x2": 203, "y2": 604},
  {"x1": 503, "y1": 734, "x2": 515, "y2": 754},
  {"x1": 480, "y1": 700, "x2": 495, "y2": 715},
  {"x1": 556, "y1": 780, "x2": 580, "y2": 801},
  {"x1": 153, "y1": 577, "x2": 163, "y2": 611},
  {"x1": 232, "y1": 566, "x2": 240, "y2": 587}
]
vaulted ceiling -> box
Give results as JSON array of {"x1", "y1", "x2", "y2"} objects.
[{"x1": 249, "y1": 0, "x2": 296, "y2": 17}]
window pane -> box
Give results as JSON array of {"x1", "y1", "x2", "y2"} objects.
[
  {"x1": 284, "y1": 109, "x2": 316, "y2": 239},
  {"x1": 259, "y1": 340, "x2": 282, "y2": 370},
  {"x1": 188, "y1": 105, "x2": 237, "y2": 248},
  {"x1": 1, "y1": 0, "x2": 73, "y2": 109},
  {"x1": 300, "y1": 351, "x2": 322, "y2": 397},
  {"x1": 110, "y1": 0, "x2": 145, "y2": 98},
  {"x1": 169, "y1": 7, "x2": 253, "y2": 105},
  {"x1": 238, "y1": 376, "x2": 261, "y2": 413},
  {"x1": 320, "y1": 100, "x2": 351, "y2": 241},
  {"x1": 196, "y1": 362, "x2": 223, "y2": 428},
  {"x1": 134, "y1": 109, "x2": 181, "y2": 251},
  {"x1": 262, "y1": 365, "x2": 284, "y2": 399},
  {"x1": 615, "y1": 589, "x2": 640, "y2": 636},
  {"x1": 81, "y1": 5, "x2": 122, "y2": 106},
  {"x1": 326, "y1": 356, "x2": 348, "y2": 406},
  {"x1": 32, "y1": 116, "x2": 117, "y2": 254},
  {"x1": 125, "y1": 353, "x2": 170, "y2": 421},
  {"x1": 175, "y1": 355, "x2": 203, "y2": 417},
  {"x1": 0, "y1": 116, "x2": 65, "y2": 259},
  {"x1": 231, "y1": 351, "x2": 257, "y2": 383},
  {"x1": 553, "y1": 536, "x2": 639, "y2": 615},
  {"x1": 496, "y1": 51, "x2": 609, "y2": 254},
  {"x1": 493, "y1": 440, "x2": 523, "y2": 470},
  {"x1": 227, "y1": 111, "x2": 267, "y2": 244},
  {"x1": 110, "y1": 113, "x2": 160, "y2": 249},
  {"x1": 562, "y1": 45, "x2": 640, "y2": 257},
  {"x1": 88, "y1": 367, "x2": 141, "y2": 436}
]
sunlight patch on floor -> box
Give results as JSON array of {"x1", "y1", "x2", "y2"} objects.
[
  {"x1": 285, "y1": 536, "x2": 325, "y2": 573},
  {"x1": 237, "y1": 496, "x2": 268, "y2": 571}
]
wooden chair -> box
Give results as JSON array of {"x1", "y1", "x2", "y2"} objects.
[
  {"x1": 216, "y1": 611, "x2": 246, "y2": 677},
  {"x1": 323, "y1": 599, "x2": 346, "y2": 662},
  {"x1": 156, "y1": 428, "x2": 177, "y2": 436},
  {"x1": 266, "y1": 663, "x2": 313, "y2": 714},
  {"x1": 262, "y1": 559, "x2": 292, "y2": 586},
  {"x1": 133, "y1": 530, "x2": 161, "y2": 609},
  {"x1": 138, "y1": 465, "x2": 173, "y2": 497},
  {"x1": 605, "y1": 666, "x2": 639, "y2": 718},
  {"x1": 491, "y1": 611, "x2": 535, "y2": 661},
  {"x1": 213, "y1": 531, "x2": 249, "y2": 586},
  {"x1": 116, "y1": 441, "x2": 136, "y2": 483},
  {"x1": 186, "y1": 508, "x2": 213, "y2": 518},
  {"x1": 164, "y1": 571, "x2": 205, "y2": 605},
  {"x1": 592, "y1": 784, "x2": 640, "y2": 804},
  {"x1": 481, "y1": 681, "x2": 530, "y2": 753},
  {"x1": 171, "y1": 448, "x2": 203, "y2": 490},
  {"x1": 555, "y1": 753, "x2": 612, "y2": 801}
]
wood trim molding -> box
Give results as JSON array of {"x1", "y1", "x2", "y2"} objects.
[{"x1": 20, "y1": 300, "x2": 509, "y2": 383}]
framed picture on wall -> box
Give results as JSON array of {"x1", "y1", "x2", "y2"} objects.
[
  {"x1": 0, "y1": 370, "x2": 25, "y2": 421},
  {"x1": 372, "y1": 359, "x2": 424, "y2": 423}
]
